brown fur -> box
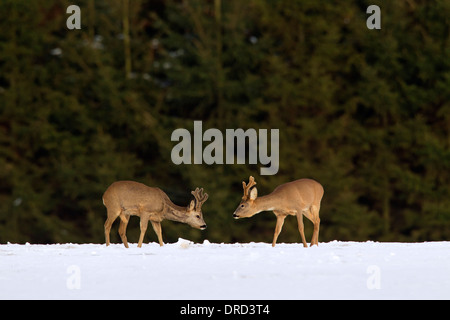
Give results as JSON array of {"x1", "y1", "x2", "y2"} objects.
[
  {"x1": 233, "y1": 177, "x2": 324, "y2": 247},
  {"x1": 103, "y1": 181, "x2": 208, "y2": 248}
]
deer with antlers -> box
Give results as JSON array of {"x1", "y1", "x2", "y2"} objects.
[
  {"x1": 103, "y1": 181, "x2": 208, "y2": 248},
  {"x1": 233, "y1": 176, "x2": 324, "y2": 247}
]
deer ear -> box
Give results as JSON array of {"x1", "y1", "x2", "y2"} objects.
[
  {"x1": 249, "y1": 187, "x2": 258, "y2": 200},
  {"x1": 188, "y1": 200, "x2": 195, "y2": 211}
]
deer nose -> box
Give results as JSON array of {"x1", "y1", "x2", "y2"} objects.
[
  {"x1": 200, "y1": 225, "x2": 207, "y2": 230},
  {"x1": 233, "y1": 213, "x2": 239, "y2": 218}
]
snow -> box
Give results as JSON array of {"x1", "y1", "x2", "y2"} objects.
[{"x1": 1, "y1": 240, "x2": 449, "y2": 300}]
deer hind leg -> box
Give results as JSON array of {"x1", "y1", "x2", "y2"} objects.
[
  {"x1": 295, "y1": 211, "x2": 308, "y2": 248},
  {"x1": 310, "y1": 205, "x2": 320, "y2": 246},
  {"x1": 272, "y1": 212, "x2": 287, "y2": 247},
  {"x1": 104, "y1": 207, "x2": 121, "y2": 246},
  {"x1": 118, "y1": 214, "x2": 130, "y2": 248}
]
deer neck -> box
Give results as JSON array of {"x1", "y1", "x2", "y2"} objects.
[
  {"x1": 254, "y1": 192, "x2": 279, "y2": 213},
  {"x1": 162, "y1": 197, "x2": 189, "y2": 223}
]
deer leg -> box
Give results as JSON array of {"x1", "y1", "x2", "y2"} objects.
[
  {"x1": 313, "y1": 218, "x2": 320, "y2": 246},
  {"x1": 272, "y1": 213, "x2": 286, "y2": 247},
  {"x1": 310, "y1": 205, "x2": 320, "y2": 246},
  {"x1": 104, "y1": 208, "x2": 120, "y2": 246},
  {"x1": 118, "y1": 214, "x2": 130, "y2": 248},
  {"x1": 137, "y1": 215, "x2": 149, "y2": 248},
  {"x1": 296, "y1": 212, "x2": 308, "y2": 248},
  {"x1": 151, "y1": 221, "x2": 164, "y2": 247}
]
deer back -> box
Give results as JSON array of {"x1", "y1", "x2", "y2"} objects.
[
  {"x1": 103, "y1": 181, "x2": 165, "y2": 213},
  {"x1": 272, "y1": 178, "x2": 324, "y2": 206}
]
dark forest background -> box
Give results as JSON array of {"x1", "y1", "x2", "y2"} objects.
[{"x1": 0, "y1": 0, "x2": 449, "y2": 245}]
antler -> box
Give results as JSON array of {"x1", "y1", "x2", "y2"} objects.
[
  {"x1": 191, "y1": 187, "x2": 209, "y2": 210},
  {"x1": 242, "y1": 176, "x2": 257, "y2": 200}
]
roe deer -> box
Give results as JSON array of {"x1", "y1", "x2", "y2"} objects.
[
  {"x1": 103, "y1": 181, "x2": 208, "y2": 248},
  {"x1": 232, "y1": 176, "x2": 323, "y2": 247}
]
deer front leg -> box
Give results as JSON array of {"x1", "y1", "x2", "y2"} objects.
[
  {"x1": 151, "y1": 220, "x2": 164, "y2": 246},
  {"x1": 272, "y1": 213, "x2": 286, "y2": 247},
  {"x1": 119, "y1": 214, "x2": 131, "y2": 248},
  {"x1": 138, "y1": 215, "x2": 149, "y2": 248}
]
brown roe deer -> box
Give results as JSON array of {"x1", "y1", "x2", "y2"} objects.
[
  {"x1": 233, "y1": 176, "x2": 323, "y2": 247},
  {"x1": 103, "y1": 181, "x2": 208, "y2": 248}
]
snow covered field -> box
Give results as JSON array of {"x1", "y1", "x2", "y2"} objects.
[{"x1": 1, "y1": 240, "x2": 449, "y2": 300}]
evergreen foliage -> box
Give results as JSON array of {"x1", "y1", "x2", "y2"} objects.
[{"x1": 0, "y1": 0, "x2": 449, "y2": 244}]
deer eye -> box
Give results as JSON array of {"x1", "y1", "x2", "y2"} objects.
[
  {"x1": 241, "y1": 204, "x2": 245, "y2": 208},
  {"x1": 196, "y1": 215, "x2": 200, "y2": 219}
]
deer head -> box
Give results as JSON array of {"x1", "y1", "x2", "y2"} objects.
[
  {"x1": 233, "y1": 176, "x2": 258, "y2": 219},
  {"x1": 186, "y1": 187, "x2": 209, "y2": 229}
]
